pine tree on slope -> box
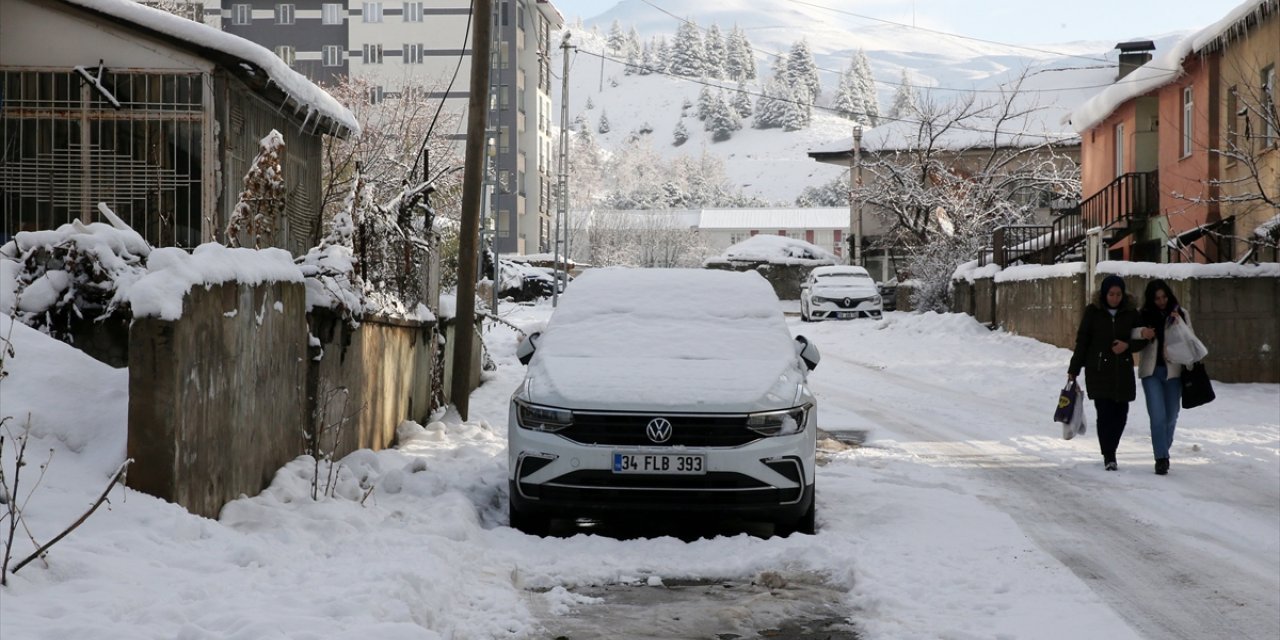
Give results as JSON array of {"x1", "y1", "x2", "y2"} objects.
[
  {"x1": 887, "y1": 68, "x2": 918, "y2": 121},
  {"x1": 786, "y1": 39, "x2": 822, "y2": 100},
  {"x1": 673, "y1": 119, "x2": 689, "y2": 146},
  {"x1": 597, "y1": 109, "x2": 611, "y2": 134},
  {"x1": 732, "y1": 82, "x2": 753, "y2": 118},
  {"x1": 607, "y1": 20, "x2": 626, "y2": 51},
  {"x1": 703, "y1": 23, "x2": 726, "y2": 80},
  {"x1": 854, "y1": 49, "x2": 880, "y2": 126},
  {"x1": 669, "y1": 20, "x2": 705, "y2": 77}
]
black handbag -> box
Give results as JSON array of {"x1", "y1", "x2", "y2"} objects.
[{"x1": 1181, "y1": 361, "x2": 1216, "y2": 409}]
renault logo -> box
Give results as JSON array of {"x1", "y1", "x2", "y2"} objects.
[
  {"x1": 646, "y1": 418, "x2": 673, "y2": 443},
  {"x1": 843, "y1": 297, "x2": 853, "y2": 307}
]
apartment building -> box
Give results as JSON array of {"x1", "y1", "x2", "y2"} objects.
[{"x1": 198, "y1": 0, "x2": 563, "y2": 254}]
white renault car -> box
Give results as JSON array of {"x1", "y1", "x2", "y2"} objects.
[
  {"x1": 508, "y1": 268, "x2": 820, "y2": 537},
  {"x1": 800, "y1": 265, "x2": 883, "y2": 321}
]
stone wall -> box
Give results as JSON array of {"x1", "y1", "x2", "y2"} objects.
[
  {"x1": 308, "y1": 309, "x2": 437, "y2": 459},
  {"x1": 127, "y1": 282, "x2": 308, "y2": 519},
  {"x1": 955, "y1": 272, "x2": 1279, "y2": 383}
]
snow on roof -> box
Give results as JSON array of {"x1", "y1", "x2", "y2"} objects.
[
  {"x1": 812, "y1": 265, "x2": 871, "y2": 277},
  {"x1": 128, "y1": 244, "x2": 304, "y2": 320},
  {"x1": 709, "y1": 234, "x2": 838, "y2": 265},
  {"x1": 698, "y1": 207, "x2": 852, "y2": 230},
  {"x1": 60, "y1": 0, "x2": 359, "y2": 135},
  {"x1": 1067, "y1": 0, "x2": 1273, "y2": 134}
]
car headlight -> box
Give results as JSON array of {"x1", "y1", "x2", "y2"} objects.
[
  {"x1": 746, "y1": 405, "x2": 810, "y2": 436},
  {"x1": 873, "y1": 295, "x2": 882, "y2": 305},
  {"x1": 515, "y1": 400, "x2": 573, "y2": 432},
  {"x1": 811, "y1": 296, "x2": 832, "y2": 305}
]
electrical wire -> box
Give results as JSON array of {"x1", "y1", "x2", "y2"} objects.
[
  {"x1": 413, "y1": 0, "x2": 475, "y2": 182},
  {"x1": 636, "y1": 0, "x2": 1185, "y2": 95},
  {"x1": 572, "y1": 47, "x2": 1080, "y2": 143}
]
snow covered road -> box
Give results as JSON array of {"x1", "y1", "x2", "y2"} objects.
[
  {"x1": 800, "y1": 312, "x2": 1280, "y2": 640},
  {"x1": 1, "y1": 305, "x2": 1276, "y2": 640}
]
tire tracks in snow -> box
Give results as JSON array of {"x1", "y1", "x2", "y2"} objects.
[{"x1": 812, "y1": 350, "x2": 1280, "y2": 640}]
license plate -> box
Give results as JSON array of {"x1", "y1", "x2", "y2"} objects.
[
  {"x1": 838, "y1": 311, "x2": 856, "y2": 319},
  {"x1": 613, "y1": 453, "x2": 705, "y2": 475}
]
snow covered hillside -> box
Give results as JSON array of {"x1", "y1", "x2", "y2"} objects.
[{"x1": 554, "y1": 1, "x2": 1189, "y2": 203}]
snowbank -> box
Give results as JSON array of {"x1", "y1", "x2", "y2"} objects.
[{"x1": 127, "y1": 244, "x2": 303, "y2": 320}]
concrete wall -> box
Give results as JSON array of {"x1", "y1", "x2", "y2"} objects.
[
  {"x1": 127, "y1": 282, "x2": 308, "y2": 519},
  {"x1": 308, "y1": 309, "x2": 437, "y2": 459},
  {"x1": 954, "y1": 272, "x2": 1279, "y2": 383},
  {"x1": 994, "y1": 274, "x2": 1088, "y2": 349}
]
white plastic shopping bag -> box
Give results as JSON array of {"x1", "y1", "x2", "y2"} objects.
[
  {"x1": 1068, "y1": 386, "x2": 1087, "y2": 438},
  {"x1": 1165, "y1": 318, "x2": 1208, "y2": 365}
]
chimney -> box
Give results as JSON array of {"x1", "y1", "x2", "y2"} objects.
[{"x1": 1115, "y1": 40, "x2": 1156, "y2": 80}]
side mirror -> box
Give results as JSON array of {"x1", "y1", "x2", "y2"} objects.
[
  {"x1": 517, "y1": 332, "x2": 541, "y2": 365},
  {"x1": 794, "y1": 335, "x2": 820, "y2": 371}
]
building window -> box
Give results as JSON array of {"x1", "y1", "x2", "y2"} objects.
[
  {"x1": 322, "y1": 3, "x2": 342, "y2": 24},
  {"x1": 362, "y1": 2, "x2": 382, "y2": 22},
  {"x1": 231, "y1": 3, "x2": 250, "y2": 25},
  {"x1": 498, "y1": 126, "x2": 510, "y2": 154},
  {"x1": 368, "y1": 85, "x2": 384, "y2": 104},
  {"x1": 274, "y1": 45, "x2": 295, "y2": 65},
  {"x1": 322, "y1": 45, "x2": 343, "y2": 67},
  {"x1": 363, "y1": 44, "x2": 383, "y2": 64},
  {"x1": 1264, "y1": 65, "x2": 1277, "y2": 147},
  {"x1": 498, "y1": 83, "x2": 509, "y2": 110},
  {"x1": 1114, "y1": 122, "x2": 1125, "y2": 177},
  {"x1": 275, "y1": 4, "x2": 294, "y2": 24},
  {"x1": 403, "y1": 1, "x2": 422, "y2": 22},
  {"x1": 1182, "y1": 86, "x2": 1194, "y2": 157},
  {"x1": 403, "y1": 43, "x2": 424, "y2": 64}
]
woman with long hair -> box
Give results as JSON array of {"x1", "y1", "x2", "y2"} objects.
[{"x1": 1135, "y1": 279, "x2": 1190, "y2": 475}]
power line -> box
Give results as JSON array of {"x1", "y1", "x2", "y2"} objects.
[
  {"x1": 636, "y1": 0, "x2": 1185, "y2": 95},
  {"x1": 572, "y1": 47, "x2": 1079, "y2": 143},
  {"x1": 414, "y1": 0, "x2": 476, "y2": 181}
]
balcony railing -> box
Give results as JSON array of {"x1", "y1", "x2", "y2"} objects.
[{"x1": 1080, "y1": 171, "x2": 1158, "y2": 232}]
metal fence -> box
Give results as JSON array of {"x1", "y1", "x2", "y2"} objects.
[{"x1": 1, "y1": 69, "x2": 205, "y2": 247}]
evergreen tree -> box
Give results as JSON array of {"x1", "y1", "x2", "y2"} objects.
[
  {"x1": 597, "y1": 109, "x2": 611, "y2": 134},
  {"x1": 707, "y1": 90, "x2": 741, "y2": 141},
  {"x1": 607, "y1": 20, "x2": 626, "y2": 52},
  {"x1": 585, "y1": 96, "x2": 595, "y2": 110},
  {"x1": 669, "y1": 20, "x2": 705, "y2": 77},
  {"x1": 673, "y1": 119, "x2": 689, "y2": 146},
  {"x1": 887, "y1": 68, "x2": 918, "y2": 121},
  {"x1": 752, "y1": 77, "x2": 791, "y2": 129},
  {"x1": 681, "y1": 96, "x2": 693, "y2": 117},
  {"x1": 854, "y1": 49, "x2": 880, "y2": 126},
  {"x1": 786, "y1": 39, "x2": 821, "y2": 100},
  {"x1": 639, "y1": 40, "x2": 655, "y2": 76},
  {"x1": 654, "y1": 36, "x2": 671, "y2": 74},
  {"x1": 781, "y1": 82, "x2": 812, "y2": 131},
  {"x1": 741, "y1": 30, "x2": 758, "y2": 80},
  {"x1": 696, "y1": 85, "x2": 712, "y2": 121},
  {"x1": 832, "y1": 59, "x2": 867, "y2": 124},
  {"x1": 703, "y1": 23, "x2": 726, "y2": 80},
  {"x1": 731, "y1": 82, "x2": 753, "y2": 118},
  {"x1": 723, "y1": 26, "x2": 746, "y2": 81},
  {"x1": 623, "y1": 27, "x2": 642, "y2": 75}
]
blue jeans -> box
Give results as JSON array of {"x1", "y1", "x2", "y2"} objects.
[{"x1": 1141, "y1": 365, "x2": 1182, "y2": 459}]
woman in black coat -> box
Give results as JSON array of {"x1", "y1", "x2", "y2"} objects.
[{"x1": 1068, "y1": 275, "x2": 1149, "y2": 470}]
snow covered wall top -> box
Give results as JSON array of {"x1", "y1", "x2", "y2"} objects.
[{"x1": 59, "y1": 0, "x2": 360, "y2": 135}]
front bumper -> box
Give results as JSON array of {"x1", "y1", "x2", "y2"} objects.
[
  {"x1": 508, "y1": 410, "x2": 817, "y2": 521},
  {"x1": 810, "y1": 301, "x2": 882, "y2": 320}
]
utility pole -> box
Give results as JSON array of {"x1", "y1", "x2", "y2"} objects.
[
  {"x1": 451, "y1": 0, "x2": 492, "y2": 420},
  {"x1": 554, "y1": 32, "x2": 572, "y2": 307},
  {"x1": 849, "y1": 125, "x2": 863, "y2": 266}
]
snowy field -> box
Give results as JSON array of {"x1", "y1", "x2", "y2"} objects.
[{"x1": 1, "y1": 300, "x2": 1277, "y2": 639}]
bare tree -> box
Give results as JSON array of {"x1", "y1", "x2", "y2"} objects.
[{"x1": 855, "y1": 74, "x2": 1081, "y2": 310}]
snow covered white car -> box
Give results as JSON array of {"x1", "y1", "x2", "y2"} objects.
[
  {"x1": 800, "y1": 265, "x2": 883, "y2": 321},
  {"x1": 508, "y1": 268, "x2": 820, "y2": 537}
]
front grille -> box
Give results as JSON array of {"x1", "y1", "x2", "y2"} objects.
[
  {"x1": 520, "y1": 471, "x2": 794, "y2": 507},
  {"x1": 558, "y1": 412, "x2": 762, "y2": 447}
]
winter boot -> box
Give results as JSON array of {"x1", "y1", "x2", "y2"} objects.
[
  {"x1": 1155, "y1": 458, "x2": 1169, "y2": 475},
  {"x1": 1104, "y1": 458, "x2": 1118, "y2": 471}
]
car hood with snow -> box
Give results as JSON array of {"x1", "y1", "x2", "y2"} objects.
[{"x1": 519, "y1": 268, "x2": 810, "y2": 413}]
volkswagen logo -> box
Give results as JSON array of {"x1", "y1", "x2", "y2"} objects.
[{"x1": 645, "y1": 417, "x2": 673, "y2": 443}]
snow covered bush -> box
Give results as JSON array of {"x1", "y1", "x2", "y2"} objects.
[{"x1": 0, "y1": 204, "x2": 149, "y2": 341}]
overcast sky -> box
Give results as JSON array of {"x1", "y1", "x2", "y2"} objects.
[{"x1": 550, "y1": 0, "x2": 1243, "y2": 46}]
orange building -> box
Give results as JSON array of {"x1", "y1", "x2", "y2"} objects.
[{"x1": 1069, "y1": 0, "x2": 1278, "y2": 263}]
